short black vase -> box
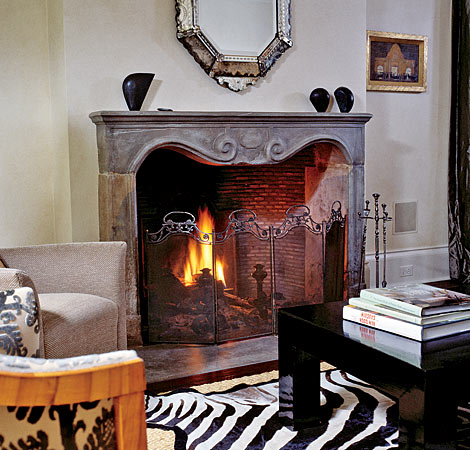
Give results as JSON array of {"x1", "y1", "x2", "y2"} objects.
[
  {"x1": 309, "y1": 88, "x2": 330, "y2": 112},
  {"x1": 122, "y1": 73, "x2": 155, "y2": 111},
  {"x1": 334, "y1": 86, "x2": 354, "y2": 113}
]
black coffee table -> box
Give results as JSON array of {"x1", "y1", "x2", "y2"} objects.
[{"x1": 278, "y1": 301, "x2": 470, "y2": 449}]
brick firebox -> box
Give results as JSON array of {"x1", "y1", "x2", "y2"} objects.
[{"x1": 90, "y1": 111, "x2": 372, "y2": 346}]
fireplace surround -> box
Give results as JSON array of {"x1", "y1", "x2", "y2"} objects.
[{"x1": 90, "y1": 111, "x2": 372, "y2": 346}]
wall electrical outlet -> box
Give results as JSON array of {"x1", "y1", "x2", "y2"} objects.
[{"x1": 400, "y1": 265, "x2": 414, "y2": 277}]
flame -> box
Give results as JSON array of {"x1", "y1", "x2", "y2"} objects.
[{"x1": 183, "y1": 206, "x2": 226, "y2": 286}]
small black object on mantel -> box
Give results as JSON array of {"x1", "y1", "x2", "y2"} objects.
[
  {"x1": 334, "y1": 86, "x2": 354, "y2": 113},
  {"x1": 122, "y1": 73, "x2": 155, "y2": 111},
  {"x1": 309, "y1": 88, "x2": 330, "y2": 112}
]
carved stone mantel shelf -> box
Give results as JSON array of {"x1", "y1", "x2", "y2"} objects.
[
  {"x1": 90, "y1": 111, "x2": 372, "y2": 346},
  {"x1": 91, "y1": 111, "x2": 372, "y2": 171}
]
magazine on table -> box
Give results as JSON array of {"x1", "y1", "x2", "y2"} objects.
[
  {"x1": 343, "y1": 304, "x2": 470, "y2": 342},
  {"x1": 359, "y1": 283, "x2": 470, "y2": 317}
]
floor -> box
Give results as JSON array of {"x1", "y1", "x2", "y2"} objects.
[{"x1": 135, "y1": 335, "x2": 278, "y2": 393}]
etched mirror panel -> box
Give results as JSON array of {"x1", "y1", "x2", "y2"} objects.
[{"x1": 175, "y1": 0, "x2": 292, "y2": 91}]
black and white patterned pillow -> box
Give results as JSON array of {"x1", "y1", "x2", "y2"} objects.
[{"x1": 0, "y1": 287, "x2": 40, "y2": 357}]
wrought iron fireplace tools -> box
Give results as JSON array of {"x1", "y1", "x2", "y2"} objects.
[{"x1": 358, "y1": 193, "x2": 392, "y2": 288}]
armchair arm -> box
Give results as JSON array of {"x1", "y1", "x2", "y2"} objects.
[{"x1": 0, "y1": 242, "x2": 128, "y2": 350}]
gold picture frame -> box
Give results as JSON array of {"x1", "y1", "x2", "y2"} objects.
[{"x1": 366, "y1": 30, "x2": 428, "y2": 92}]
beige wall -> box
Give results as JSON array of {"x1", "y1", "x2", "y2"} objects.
[
  {"x1": 0, "y1": 0, "x2": 451, "y2": 266},
  {"x1": 0, "y1": 1, "x2": 71, "y2": 246},
  {"x1": 366, "y1": 0, "x2": 452, "y2": 253}
]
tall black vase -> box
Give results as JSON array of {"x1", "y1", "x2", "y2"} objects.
[
  {"x1": 122, "y1": 73, "x2": 155, "y2": 111},
  {"x1": 309, "y1": 88, "x2": 330, "y2": 112}
]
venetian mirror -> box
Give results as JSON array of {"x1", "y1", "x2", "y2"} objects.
[{"x1": 175, "y1": 0, "x2": 292, "y2": 92}]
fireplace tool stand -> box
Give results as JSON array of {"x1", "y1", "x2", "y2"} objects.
[{"x1": 358, "y1": 193, "x2": 392, "y2": 288}]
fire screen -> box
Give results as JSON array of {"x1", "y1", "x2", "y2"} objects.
[{"x1": 145, "y1": 202, "x2": 345, "y2": 344}]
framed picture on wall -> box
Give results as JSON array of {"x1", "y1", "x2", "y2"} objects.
[{"x1": 366, "y1": 30, "x2": 428, "y2": 92}]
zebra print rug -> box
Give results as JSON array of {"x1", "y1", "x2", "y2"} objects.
[{"x1": 145, "y1": 370, "x2": 400, "y2": 449}]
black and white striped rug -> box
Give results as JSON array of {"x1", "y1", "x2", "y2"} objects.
[{"x1": 145, "y1": 370, "x2": 400, "y2": 449}]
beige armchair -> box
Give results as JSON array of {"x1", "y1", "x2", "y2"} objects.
[{"x1": 0, "y1": 242, "x2": 127, "y2": 358}]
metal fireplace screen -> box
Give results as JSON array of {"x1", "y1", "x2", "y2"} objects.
[{"x1": 145, "y1": 202, "x2": 345, "y2": 344}]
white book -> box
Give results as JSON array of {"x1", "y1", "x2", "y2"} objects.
[
  {"x1": 343, "y1": 304, "x2": 470, "y2": 342},
  {"x1": 349, "y1": 297, "x2": 470, "y2": 325},
  {"x1": 360, "y1": 283, "x2": 470, "y2": 317}
]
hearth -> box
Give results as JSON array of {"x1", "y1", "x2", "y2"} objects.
[{"x1": 90, "y1": 111, "x2": 372, "y2": 346}]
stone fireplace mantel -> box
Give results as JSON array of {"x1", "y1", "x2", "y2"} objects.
[{"x1": 90, "y1": 111, "x2": 372, "y2": 346}]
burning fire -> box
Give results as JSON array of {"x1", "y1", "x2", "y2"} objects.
[{"x1": 183, "y1": 206, "x2": 226, "y2": 286}]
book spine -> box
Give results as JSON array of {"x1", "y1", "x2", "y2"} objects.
[
  {"x1": 360, "y1": 290, "x2": 423, "y2": 316},
  {"x1": 343, "y1": 305, "x2": 423, "y2": 341}
]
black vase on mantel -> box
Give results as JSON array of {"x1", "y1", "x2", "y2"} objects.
[
  {"x1": 122, "y1": 73, "x2": 155, "y2": 111},
  {"x1": 309, "y1": 88, "x2": 330, "y2": 112},
  {"x1": 334, "y1": 86, "x2": 354, "y2": 113}
]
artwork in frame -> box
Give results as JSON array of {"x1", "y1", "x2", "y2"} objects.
[{"x1": 366, "y1": 30, "x2": 428, "y2": 92}]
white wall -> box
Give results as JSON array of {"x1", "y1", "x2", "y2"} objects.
[
  {"x1": 0, "y1": 1, "x2": 72, "y2": 246},
  {"x1": 62, "y1": 0, "x2": 367, "y2": 241},
  {"x1": 365, "y1": 0, "x2": 452, "y2": 284}
]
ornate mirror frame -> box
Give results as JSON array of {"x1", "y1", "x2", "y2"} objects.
[{"x1": 175, "y1": 0, "x2": 292, "y2": 92}]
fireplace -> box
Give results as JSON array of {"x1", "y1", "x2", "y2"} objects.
[
  {"x1": 90, "y1": 111, "x2": 372, "y2": 346},
  {"x1": 138, "y1": 146, "x2": 347, "y2": 344}
]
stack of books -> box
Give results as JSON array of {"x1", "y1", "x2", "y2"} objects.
[{"x1": 343, "y1": 284, "x2": 470, "y2": 341}]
